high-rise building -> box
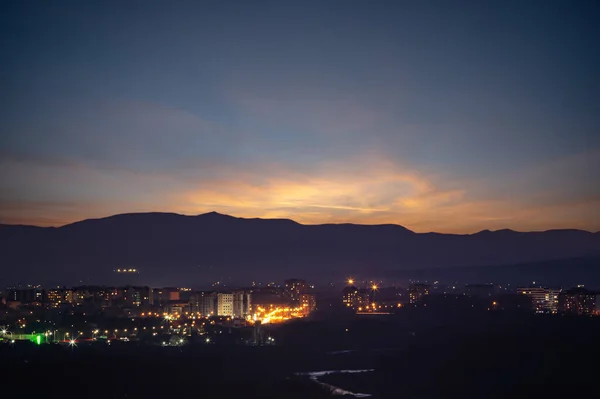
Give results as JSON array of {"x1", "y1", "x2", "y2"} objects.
[
  {"x1": 233, "y1": 291, "x2": 252, "y2": 319},
  {"x1": 299, "y1": 293, "x2": 316, "y2": 315},
  {"x1": 408, "y1": 283, "x2": 430, "y2": 304},
  {"x1": 518, "y1": 287, "x2": 561, "y2": 313},
  {"x1": 558, "y1": 287, "x2": 596, "y2": 315},
  {"x1": 217, "y1": 293, "x2": 234, "y2": 317},
  {"x1": 342, "y1": 285, "x2": 358, "y2": 308},
  {"x1": 284, "y1": 279, "x2": 307, "y2": 302},
  {"x1": 197, "y1": 292, "x2": 217, "y2": 316}
]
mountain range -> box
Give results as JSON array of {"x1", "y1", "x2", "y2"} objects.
[{"x1": 1, "y1": 212, "x2": 598, "y2": 287}]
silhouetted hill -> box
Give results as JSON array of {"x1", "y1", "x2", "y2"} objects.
[{"x1": 0, "y1": 212, "x2": 598, "y2": 287}]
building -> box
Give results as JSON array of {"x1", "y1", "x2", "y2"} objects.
[
  {"x1": 518, "y1": 287, "x2": 561, "y2": 313},
  {"x1": 356, "y1": 289, "x2": 372, "y2": 309},
  {"x1": 167, "y1": 301, "x2": 189, "y2": 316},
  {"x1": 284, "y1": 279, "x2": 307, "y2": 302},
  {"x1": 7, "y1": 288, "x2": 44, "y2": 304},
  {"x1": 199, "y1": 292, "x2": 217, "y2": 316},
  {"x1": 232, "y1": 291, "x2": 252, "y2": 319},
  {"x1": 558, "y1": 287, "x2": 596, "y2": 315},
  {"x1": 46, "y1": 288, "x2": 73, "y2": 308},
  {"x1": 189, "y1": 291, "x2": 217, "y2": 316},
  {"x1": 408, "y1": 283, "x2": 430, "y2": 304},
  {"x1": 47, "y1": 289, "x2": 63, "y2": 308},
  {"x1": 217, "y1": 293, "x2": 234, "y2": 317},
  {"x1": 153, "y1": 288, "x2": 180, "y2": 306},
  {"x1": 342, "y1": 285, "x2": 358, "y2": 308},
  {"x1": 299, "y1": 293, "x2": 316, "y2": 315},
  {"x1": 71, "y1": 288, "x2": 90, "y2": 306},
  {"x1": 123, "y1": 286, "x2": 153, "y2": 307}
]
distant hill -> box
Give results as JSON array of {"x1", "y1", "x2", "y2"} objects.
[{"x1": 0, "y1": 212, "x2": 598, "y2": 287}]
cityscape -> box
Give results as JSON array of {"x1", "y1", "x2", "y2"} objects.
[
  {"x1": 2, "y1": 0, "x2": 599, "y2": 398},
  {"x1": 2, "y1": 276, "x2": 598, "y2": 348}
]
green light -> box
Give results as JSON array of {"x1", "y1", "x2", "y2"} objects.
[{"x1": 36, "y1": 335, "x2": 41, "y2": 345}]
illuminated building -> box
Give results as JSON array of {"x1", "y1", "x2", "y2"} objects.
[
  {"x1": 200, "y1": 292, "x2": 217, "y2": 316},
  {"x1": 408, "y1": 283, "x2": 430, "y2": 304},
  {"x1": 356, "y1": 289, "x2": 372, "y2": 308},
  {"x1": 153, "y1": 287, "x2": 180, "y2": 305},
  {"x1": 189, "y1": 291, "x2": 216, "y2": 316},
  {"x1": 7, "y1": 288, "x2": 44, "y2": 304},
  {"x1": 342, "y1": 285, "x2": 358, "y2": 308},
  {"x1": 72, "y1": 289, "x2": 89, "y2": 306},
  {"x1": 46, "y1": 288, "x2": 73, "y2": 308},
  {"x1": 123, "y1": 286, "x2": 153, "y2": 307},
  {"x1": 299, "y1": 293, "x2": 316, "y2": 315},
  {"x1": 518, "y1": 287, "x2": 561, "y2": 313},
  {"x1": 233, "y1": 291, "x2": 252, "y2": 319},
  {"x1": 47, "y1": 289, "x2": 63, "y2": 308},
  {"x1": 284, "y1": 279, "x2": 307, "y2": 302},
  {"x1": 167, "y1": 301, "x2": 189, "y2": 316},
  {"x1": 217, "y1": 293, "x2": 234, "y2": 316},
  {"x1": 558, "y1": 287, "x2": 597, "y2": 315}
]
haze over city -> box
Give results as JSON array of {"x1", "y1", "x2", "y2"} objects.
[{"x1": 2, "y1": 1, "x2": 598, "y2": 233}]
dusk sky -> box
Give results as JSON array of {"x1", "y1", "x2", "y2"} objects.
[{"x1": 1, "y1": 1, "x2": 598, "y2": 233}]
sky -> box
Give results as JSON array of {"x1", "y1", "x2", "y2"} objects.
[{"x1": 1, "y1": 0, "x2": 599, "y2": 233}]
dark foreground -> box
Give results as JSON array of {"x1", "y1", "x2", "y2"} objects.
[{"x1": 2, "y1": 311, "x2": 599, "y2": 398}]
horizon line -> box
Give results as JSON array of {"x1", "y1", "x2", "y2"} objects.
[{"x1": 1, "y1": 210, "x2": 598, "y2": 235}]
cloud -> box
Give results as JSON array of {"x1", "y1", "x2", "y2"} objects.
[
  {"x1": 1, "y1": 93, "x2": 598, "y2": 233},
  {"x1": 1, "y1": 150, "x2": 598, "y2": 232}
]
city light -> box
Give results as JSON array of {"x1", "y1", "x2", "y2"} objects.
[
  {"x1": 251, "y1": 304, "x2": 308, "y2": 324},
  {"x1": 348, "y1": 278, "x2": 355, "y2": 285}
]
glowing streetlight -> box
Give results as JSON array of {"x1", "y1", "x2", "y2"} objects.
[
  {"x1": 347, "y1": 278, "x2": 355, "y2": 285},
  {"x1": 371, "y1": 284, "x2": 378, "y2": 291}
]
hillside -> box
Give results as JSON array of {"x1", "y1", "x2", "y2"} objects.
[{"x1": 0, "y1": 212, "x2": 598, "y2": 287}]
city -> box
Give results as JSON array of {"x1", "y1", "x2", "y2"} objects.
[
  {"x1": 2, "y1": 277, "x2": 598, "y2": 348},
  {"x1": 1, "y1": 278, "x2": 317, "y2": 346},
  {"x1": 2, "y1": 0, "x2": 599, "y2": 397}
]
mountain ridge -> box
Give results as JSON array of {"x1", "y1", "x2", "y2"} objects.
[
  {"x1": 0, "y1": 211, "x2": 597, "y2": 235},
  {"x1": 0, "y1": 211, "x2": 598, "y2": 287}
]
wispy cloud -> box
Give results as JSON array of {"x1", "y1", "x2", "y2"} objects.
[{"x1": 1, "y1": 96, "x2": 598, "y2": 233}]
